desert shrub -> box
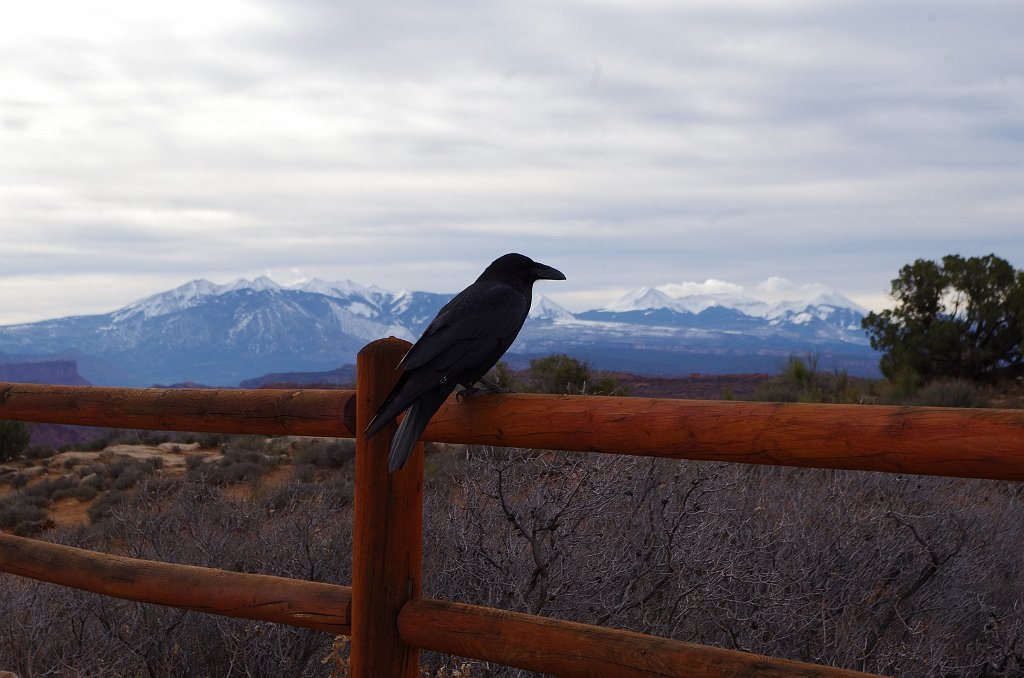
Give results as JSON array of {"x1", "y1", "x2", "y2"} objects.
[
  {"x1": 757, "y1": 378, "x2": 803, "y2": 403},
  {"x1": 321, "y1": 439, "x2": 356, "y2": 466},
  {"x1": 0, "y1": 496, "x2": 47, "y2": 532},
  {"x1": 184, "y1": 458, "x2": 218, "y2": 484},
  {"x1": 291, "y1": 441, "x2": 322, "y2": 467},
  {"x1": 526, "y1": 353, "x2": 628, "y2": 395},
  {"x1": 51, "y1": 483, "x2": 87, "y2": 502},
  {"x1": 137, "y1": 431, "x2": 172, "y2": 445},
  {"x1": 4, "y1": 445, "x2": 1024, "y2": 676},
  {"x1": 886, "y1": 364, "x2": 924, "y2": 403},
  {"x1": 23, "y1": 445, "x2": 57, "y2": 460},
  {"x1": 292, "y1": 439, "x2": 355, "y2": 469},
  {"x1": 218, "y1": 460, "x2": 268, "y2": 484},
  {"x1": 119, "y1": 429, "x2": 172, "y2": 447},
  {"x1": 23, "y1": 475, "x2": 77, "y2": 501},
  {"x1": 319, "y1": 474, "x2": 356, "y2": 507},
  {"x1": 0, "y1": 483, "x2": 55, "y2": 535},
  {"x1": 0, "y1": 473, "x2": 104, "y2": 530},
  {"x1": 40, "y1": 457, "x2": 160, "y2": 500},
  {"x1": 7, "y1": 471, "x2": 31, "y2": 489},
  {"x1": 292, "y1": 463, "x2": 316, "y2": 483},
  {"x1": 223, "y1": 435, "x2": 272, "y2": 454},
  {"x1": 71, "y1": 428, "x2": 186, "y2": 452},
  {"x1": 0, "y1": 477, "x2": 355, "y2": 676},
  {"x1": 86, "y1": 489, "x2": 128, "y2": 523},
  {"x1": 914, "y1": 378, "x2": 989, "y2": 408},
  {"x1": 185, "y1": 454, "x2": 209, "y2": 475},
  {"x1": 193, "y1": 432, "x2": 229, "y2": 448},
  {"x1": 262, "y1": 469, "x2": 355, "y2": 511},
  {"x1": 78, "y1": 462, "x2": 105, "y2": 477},
  {"x1": 423, "y1": 443, "x2": 467, "y2": 488},
  {"x1": 423, "y1": 449, "x2": 1024, "y2": 676},
  {"x1": 12, "y1": 517, "x2": 54, "y2": 536},
  {"x1": 78, "y1": 429, "x2": 119, "y2": 452},
  {"x1": 106, "y1": 457, "x2": 161, "y2": 490},
  {"x1": 0, "y1": 419, "x2": 31, "y2": 462},
  {"x1": 184, "y1": 436, "x2": 282, "y2": 485},
  {"x1": 69, "y1": 483, "x2": 100, "y2": 502},
  {"x1": 757, "y1": 355, "x2": 856, "y2": 403}
]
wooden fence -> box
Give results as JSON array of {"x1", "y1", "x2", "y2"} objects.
[{"x1": 2, "y1": 336, "x2": 1024, "y2": 676}]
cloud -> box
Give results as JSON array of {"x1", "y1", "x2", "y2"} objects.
[
  {"x1": 656, "y1": 280, "x2": 746, "y2": 298},
  {"x1": 1, "y1": 1, "x2": 1022, "y2": 324},
  {"x1": 756, "y1": 277, "x2": 831, "y2": 298}
]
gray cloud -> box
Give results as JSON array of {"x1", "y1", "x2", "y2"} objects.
[{"x1": 1, "y1": 0, "x2": 1022, "y2": 323}]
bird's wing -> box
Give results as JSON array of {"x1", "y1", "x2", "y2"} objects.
[
  {"x1": 400, "y1": 283, "x2": 528, "y2": 375},
  {"x1": 364, "y1": 283, "x2": 528, "y2": 438}
]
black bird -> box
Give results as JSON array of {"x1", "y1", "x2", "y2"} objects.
[{"x1": 365, "y1": 253, "x2": 566, "y2": 471}]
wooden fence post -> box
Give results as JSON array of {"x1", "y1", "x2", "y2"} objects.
[{"x1": 351, "y1": 338, "x2": 423, "y2": 677}]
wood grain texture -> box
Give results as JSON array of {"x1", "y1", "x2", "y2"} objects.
[
  {"x1": 0, "y1": 532, "x2": 351, "y2": 634},
  {"x1": 425, "y1": 393, "x2": 1024, "y2": 480},
  {"x1": 0, "y1": 382, "x2": 354, "y2": 436},
  {"x1": 350, "y1": 338, "x2": 423, "y2": 677},
  {"x1": 399, "y1": 598, "x2": 883, "y2": 678},
  {"x1": 2, "y1": 380, "x2": 1023, "y2": 478}
]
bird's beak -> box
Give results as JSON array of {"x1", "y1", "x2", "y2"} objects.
[{"x1": 533, "y1": 262, "x2": 566, "y2": 281}]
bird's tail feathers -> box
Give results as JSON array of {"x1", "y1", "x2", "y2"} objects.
[
  {"x1": 388, "y1": 388, "x2": 448, "y2": 472},
  {"x1": 364, "y1": 381, "x2": 407, "y2": 440},
  {"x1": 364, "y1": 405, "x2": 392, "y2": 440}
]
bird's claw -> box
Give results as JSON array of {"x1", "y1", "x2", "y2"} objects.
[
  {"x1": 477, "y1": 377, "x2": 510, "y2": 393},
  {"x1": 456, "y1": 386, "x2": 483, "y2": 401},
  {"x1": 456, "y1": 379, "x2": 511, "y2": 401}
]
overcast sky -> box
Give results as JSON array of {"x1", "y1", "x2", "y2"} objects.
[{"x1": 1, "y1": 0, "x2": 1022, "y2": 325}]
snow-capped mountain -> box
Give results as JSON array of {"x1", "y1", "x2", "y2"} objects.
[
  {"x1": 0, "y1": 277, "x2": 880, "y2": 386},
  {"x1": 514, "y1": 283, "x2": 876, "y2": 377},
  {"x1": 606, "y1": 286, "x2": 771, "y2": 317},
  {"x1": 529, "y1": 295, "x2": 575, "y2": 321},
  {"x1": 601, "y1": 285, "x2": 864, "y2": 321}
]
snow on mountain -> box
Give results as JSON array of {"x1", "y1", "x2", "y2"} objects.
[
  {"x1": 292, "y1": 279, "x2": 393, "y2": 319},
  {"x1": 388, "y1": 290, "x2": 454, "y2": 333},
  {"x1": 113, "y1": 278, "x2": 225, "y2": 321},
  {"x1": 0, "y1": 274, "x2": 880, "y2": 386},
  {"x1": 607, "y1": 285, "x2": 773, "y2": 316},
  {"x1": 237, "y1": 276, "x2": 281, "y2": 293},
  {"x1": 607, "y1": 283, "x2": 864, "y2": 321},
  {"x1": 294, "y1": 278, "x2": 388, "y2": 300},
  {"x1": 294, "y1": 278, "x2": 361, "y2": 296},
  {"x1": 390, "y1": 290, "x2": 416, "y2": 315},
  {"x1": 529, "y1": 295, "x2": 575, "y2": 321},
  {"x1": 651, "y1": 280, "x2": 768, "y2": 315},
  {"x1": 605, "y1": 287, "x2": 688, "y2": 313},
  {"x1": 663, "y1": 291, "x2": 768, "y2": 316},
  {"x1": 764, "y1": 291, "x2": 866, "y2": 320}
]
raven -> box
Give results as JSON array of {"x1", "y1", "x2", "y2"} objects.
[{"x1": 365, "y1": 253, "x2": 566, "y2": 471}]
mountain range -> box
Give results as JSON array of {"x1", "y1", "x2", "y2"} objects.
[{"x1": 0, "y1": 277, "x2": 881, "y2": 387}]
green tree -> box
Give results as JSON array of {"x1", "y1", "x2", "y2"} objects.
[
  {"x1": 0, "y1": 419, "x2": 31, "y2": 462},
  {"x1": 526, "y1": 353, "x2": 628, "y2": 395},
  {"x1": 862, "y1": 254, "x2": 1024, "y2": 382}
]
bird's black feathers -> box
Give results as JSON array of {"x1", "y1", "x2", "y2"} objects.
[{"x1": 365, "y1": 253, "x2": 565, "y2": 471}]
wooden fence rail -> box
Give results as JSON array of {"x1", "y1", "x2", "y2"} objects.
[
  {"x1": 0, "y1": 532, "x2": 867, "y2": 677},
  {"x1": 0, "y1": 532, "x2": 351, "y2": 634},
  {"x1": 3, "y1": 336, "x2": 1023, "y2": 676},
  {"x1": 3, "y1": 376, "x2": 1024, "y2": 480},
  {"x1": 398, "y1": 598, "x2": 873, "y2": 678}
]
